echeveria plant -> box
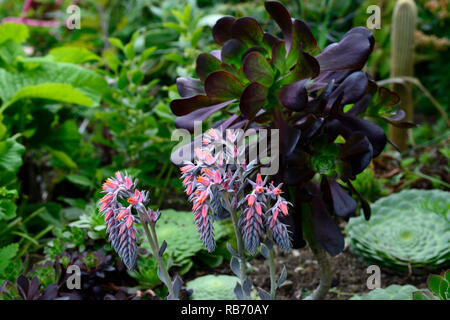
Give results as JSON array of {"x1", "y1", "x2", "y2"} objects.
[
  {"x1": 98, "y1": 172, "x2": 183, "y2": 299},
  {"x1": 179, "y1": 128, "x2": 291, "y2": 299}
]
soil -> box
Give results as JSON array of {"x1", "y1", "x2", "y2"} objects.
[{"x1": 188, "y1": 245, "x2": 432, "y2": 300}]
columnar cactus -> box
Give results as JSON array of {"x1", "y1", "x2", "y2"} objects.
[{"x1": 388, "y1": 0, "x2": 417, "y2": 151}]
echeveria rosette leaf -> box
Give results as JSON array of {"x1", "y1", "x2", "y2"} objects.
[
  {"x1": 346, "y1": 189, "x2": 450, "y2": 272},
  {"x1": 170, "y1": 1, "x2": 411, "y2": 256}
]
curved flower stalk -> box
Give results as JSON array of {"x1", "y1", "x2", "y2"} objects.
[
  {"x1": 179, "y1": 128, "x2": 292, "y2": 299},
  {"x1": 98, "y1": 172, "x2": 183, "y2": 299},
  {"x1": 170, "y1": 1, "x2": 415, "y2": 299}
]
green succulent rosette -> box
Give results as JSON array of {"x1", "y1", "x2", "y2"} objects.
[
  {"x1": 346, "y1": 189, "x2": 450, "y2": 272},
  {"x1": 350, "y1": 284, "x2": 418, "y2": 300}
]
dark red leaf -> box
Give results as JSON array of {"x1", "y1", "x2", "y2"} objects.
[
  {"x1": 265, "y1": 1, "x2": 293, "y2": 50},
  {"x1": 221, "y1": 38, "x2": 247, "y2": 65},
  {"x1": 315, "y1": 32, "x2": 372, "y2": 71},
  {"x1": 240, "y1": 82, "x2": 268, "y2": 120},
  {"x1": 277, "y1": 79, "x2": 308, "y2": 111},
  {"x1": 212, "y1": 16, "x2": 235, "y2": 45},
  {"x1": 170, "y1": 95, "x2": 212, "y2": 116},
  {"x1": 195, "y1": 53, "x2": 222, "y2": 81},
  {"x1": 231, "y1": 17, "x2": 264, "y2": 46},
  {"x1": 204, "y1": 71, "x2": 244, "y2": 100},
  {"x1": 243, "y1": 51, "x2": 274, "y2": 86}
]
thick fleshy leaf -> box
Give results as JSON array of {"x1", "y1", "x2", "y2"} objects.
[
  {"x1": 315, "y1": 32, "x2": 372, "y2": 71},
  {"x1": 263, "y1": 32, "x2": 280, "y2": 48},
  {"x1": 231, "y1": 17, "x2": 264, "y2": 46},
  {"x1": 174, "y1": 100, "x2": 235, "y2": 133},
  {"x1": 265, "y1": 1, "x2": 293, "y2": 50},
  {"x1": 204, "y1": 71, "x2": 244, "y2": 100},
  {"x1": 277, "y1": 79, "x2": 308, "y2": 111},
  {"x1": 308, "y1": 69, "x2": 352, "y2": 92},
  {"x1": 274, "y1": 110, "x2": 301, "y2": 157},
  {"x1": 221, "y1": 39, "x2": 247, "y2": 65},
  {"x1": 170, "y1": 95, "x2": 212, "y2": 116},
  {"x1": 369, "y1": 86, "x2": 401, "y2": 116},
  {"x1": 285, "y1": 151, "x2": 314, "y2": 185},
  {"x1": 310, "y1": 187, "x2": 345, "y2": 256},
  {"x1": 345, "y1": 27, "x2": 374, "y2": 52},
  {"x1": 212, "y1": 16, "x2": 235, "y2": 45},
  {"x1": 345, "y1": 179, "x2": 371, "y2": 220},
  {"x1": 292, "y1": 19, "x2": 317, "y2": 53},
  {"x1": 339, "y1": 132, "x2": 371, "y2": 158},
  {"x1": 283, "y1": 51, "x2": 319, "y2": 84},
  {"x1": 347, "y1": 80, "x2": 378, "y2": 115},
  {"x1": 243, "y1": 51, "x2": 274, "y2": 86},
  {"x1": 240, "y1": 82, "x2": 268, "y2": 120},
  {"x1": 195, "y1": 53, "x2": 222, "y2": 81},
  {"x1": 272, "y1": 40, "x2": 287, "y2": 72},
  {"x1": 338, "y1": 115, "x2": 386, "y2": 157},
  {"x1": 329, "y1": 71, "x2": 368, "y2": 106},
  {"x1": 321, "y1": 177, "x2": 357, "y2": 217},
  {"x1": 381, "y1": 109, "x2": 416, "y2": 128},
  {"x1": 176, "y1": 77, "x2": 205, "y2": 98}
]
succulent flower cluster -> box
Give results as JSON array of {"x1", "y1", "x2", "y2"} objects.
[
  {"x1": 170, "y1": 1, "x2": 413, "y2": 256},
  {"x1": 179, "y1": 128, "x2": 292, "y2": 255},
  {"x1": 98, "y1": 171, "x2": 160, "y2": 269}
]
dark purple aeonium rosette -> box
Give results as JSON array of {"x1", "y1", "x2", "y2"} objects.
[{"x1": 170, "y1": 1, "x2": 413, "y2": 257}]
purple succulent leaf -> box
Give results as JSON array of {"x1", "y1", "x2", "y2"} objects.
[
  {"x1": 272, "y1": 40, "x2": 287, "y2": 73},
  {"x1": 240, "y1": 82, "x2": 268, "y2": 120},
  {"x1": 309, "y1": 185, "x2": 344, "y2": 256},
  {"x1": 322, "y1": 177, "x2": 357, "y2": 217},
  {"x1": 176, "y1": 77, "x2": 205, "y2": 98},
  {"x1": 277, "y1": 79, "x2": 308, "y2": 111},
  {"x1": 292, "y1": 19, "x2": 318, "y2": 53},
  {"x1": 243, "y1": 51, "x2": 274, "y2": 86},
  {"x1": 347, "y1": 80, "x2": 378, "y2": 115},
  {"x1": 308, "y1": 69, "x2": 353, "y2": 92},
  {"x1": 344, "y1": 27, "x2": 375, "y2": 52},
  {"x1": 195, "y1": 53, "x2": 222, "y2": 81},
  {"x1": 264, "y1": 1, "x2": 293, "y2": 51},
  {"x1": 212, "y1": 16, "x2": 235, "y2": 45},
  {"x1": 263, "y1": 32, "x2": 280, "y2": 48},
  {"x1": 282, "y1": 50, "x2": 319, "y2": 84},
  {"x1": 221, "y1": 38, "x2": 247, "y2": 65},
  {"x1": 328, "y1": 71, "x2": 368, "y2": 106},
  {"x1": 170, "y1": 94, "x2": 212, "y2": 116},
  {"x1": 204, "y1": 71, "x2": 244, "y2": 100},
  {"x1": 315, "y1": 32, "x2": 372, "y2": 72},
  {"x1": 231, "y1": 17, "x2": 264, "y2": 46},
  {"x1": 337, "y1": 115, "x2": 386, "y2": 157},
  {"x1": 174, "y1": 99, "x2": 236, "y2": 133}
]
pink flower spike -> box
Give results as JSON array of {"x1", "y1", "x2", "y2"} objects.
[
  {"x1": 197, "y1": 176, "x2": 210, "y2": 187},
  {"x1": 104, "y1": 210, "x2": 113, "y2": 221},
  {"x1": 126, "y1": 215, "x2": 133, "y2": 229},
  {"x1": 124, "y1": 176, "x2": 132, "y2": 189},
  {"x1": 255, "y1": 202, "x2": 262, "y2": 215},
  {"x1": 201, "y1": 205, "x2": 208, "y2": 218},
  {"x1": 117, "y1": 208, "x2": 129, "y2": 220},
  {"x1": 119, "y1": 223, "x2": 127, "y2": 235},
  {"x1": 280, "y1": 202, "x2": 289, "y2": 215},
  {"x1": 213, "y1": 170, "x2": 222, "y2": 184},
  {"x1": 115, "y1": 171, "x2": 123, "y2": 182},
  {"x1": 256, "y1": 173, "x2": 264, "y2": 186},
  {"x1": 248, "y1": 194, "x2": 256, "y2": 207}
]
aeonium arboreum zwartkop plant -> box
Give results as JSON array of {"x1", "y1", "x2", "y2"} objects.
[
  {"x1": 170, "y1": 1, "x2": 414, "y2": 299},
  {"x1": 179, "y1": 128, "x2": 291, "y2": 300},
  {"x1": 98, "y1": 172, "x2": 183, "y2": 299}
]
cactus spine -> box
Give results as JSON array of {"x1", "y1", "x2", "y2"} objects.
[{"x1": 388, "y1": 0, "x2": 417, "y2": 151}]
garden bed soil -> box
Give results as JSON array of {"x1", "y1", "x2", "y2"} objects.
[{"x1": 190, "y1": 246, "x2": 431, "y2": 300}]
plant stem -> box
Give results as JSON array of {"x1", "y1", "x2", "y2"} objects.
[
  {"x1": 301, "y1": 203, "x2": 333, "y2": 300},
  {"x1": 304, "y1": 241, "x2": 332, "y2": 300},
  {"x1": 268, "y1": 247, "x2": 277, "y2": 300},
  {"x1": 223, "y1": 192, "x2": 249, "y2": 299},
  {"x1": 138, "y1": 211, "x2": 175, "y2": 298}
]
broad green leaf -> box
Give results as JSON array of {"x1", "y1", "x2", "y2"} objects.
[
  {"x1": 0, "y1": 23, "x2": 29, "y2": 44},
  {"x1": 66, "y1": 174, "x2": 93, "y2": 188},
  {"x1": 49, "y1": 47, "x2": 100, "y2": 64},
  {"x1": 0, "y1": 40, "x2": 26, "y2": 69},
  {"x1": 48, "y1": 148, "x2": 77, "y2": 169},
  {"x1": 0, "y1": 59, "x2": 107, "y2": 109},
  {"x1": 0, "y1": 243, "x2": 19, "y2": 275},
  {"x1": 108, "y1": 37, "x2": 124, "y2": 51},
  {"x1": 0, "y1": 138, "x2": 25, "y2": 173},
  {"x1": 0, "y1": 199, "x2": 17, "y2": 221},
  {"x1": 428, "y1": 275, "x2": 442, "y2": 296}
]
